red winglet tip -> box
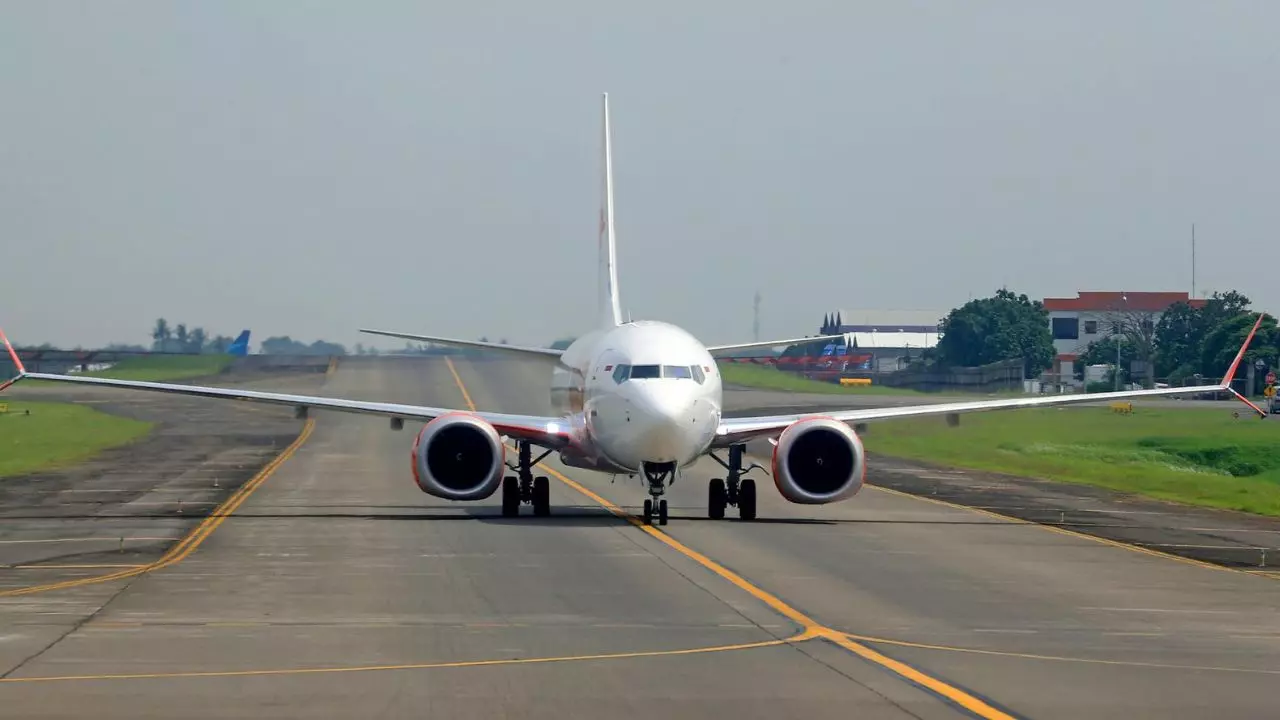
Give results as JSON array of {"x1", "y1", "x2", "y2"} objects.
[
  {"x1": 0, "y1": 328, "x2": 25, "y2": 375},
  {"x1": 1227, "y1": 388, "x2": 1268, "y2": 419},
  {"x1": 1222, "y1": 313, "x2": 1265, "y2": 386}
]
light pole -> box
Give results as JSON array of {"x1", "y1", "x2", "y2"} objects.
[
  {"x1": 1113, "y1": 293, "x2": 1128, "y2": 392},
  {"x1": 1115, "y1": 335, "x2": 1124, "y2": 391}
]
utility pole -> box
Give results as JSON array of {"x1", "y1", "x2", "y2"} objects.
[{"x1": 753, "y1": 291, "x2": 761, "y2": 342}]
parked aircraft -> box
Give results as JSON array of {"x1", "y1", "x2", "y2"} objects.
[{"x1": 1, "y1": 95, "x2": 1266, "y2": 525}]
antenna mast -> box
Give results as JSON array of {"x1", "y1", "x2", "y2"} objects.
[{"x1": 1191, "y1": 223, "x2": 1196, "y2": 299}]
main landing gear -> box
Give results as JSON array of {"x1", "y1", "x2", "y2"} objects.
[
  {"x1": 708, "y1": 444, "x2": 765, "y2": 521},
  {"x1": 641, "y1": 461, "x2": 674, "y2": 526},
  {"x1": 501, "y1": 440, "x2": 554, "y2": 518}
]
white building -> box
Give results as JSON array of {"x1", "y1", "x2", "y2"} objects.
[{"x1": 1042, "y1": 291, "x2": 1203, "y2": 385}]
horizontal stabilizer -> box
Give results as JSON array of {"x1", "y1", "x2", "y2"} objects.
[{"x1": 359, "y1": 329, "x2": 563, "y2": 358}]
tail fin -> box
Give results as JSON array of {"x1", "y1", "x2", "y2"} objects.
[
  {"x1": 599, "y1": 93, "x2": 623, "y2": 328},
  {"x1": 227, "y1": 330, "x2": 251, "y2": 357}
]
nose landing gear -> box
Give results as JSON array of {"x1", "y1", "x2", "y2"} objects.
[
  {"x1": 641, "y1": 461, "x2": 674, "y2": 525},
  {"x1": 709, "y1": 444, "x2": 765, "y2": 521},
  {"x1": 501, "y1": 440, "x2": 554, "y2": 518}
]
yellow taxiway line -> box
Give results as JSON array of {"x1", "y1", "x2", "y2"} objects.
[
  {"x1": 442, "y1": 357, "x2": 1020, "y2": 720},
  {"x1": 0, "y1": 419, "x2": 315, "y2": 598}
]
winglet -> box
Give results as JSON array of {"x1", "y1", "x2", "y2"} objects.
[
  {"x1": 0, "y1": 327, "x2": 26, "y2": 392},
  {"x1": 1221, "y1": 313, "x2": 1267, "y2": 418}
]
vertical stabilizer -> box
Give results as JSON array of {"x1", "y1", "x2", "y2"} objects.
[
  {"x1": 227, "y1": 330, "x2": 251, "y2": 357},
  {"x1": 599, "y1": 93, "x2": 623, "y2": 328}
]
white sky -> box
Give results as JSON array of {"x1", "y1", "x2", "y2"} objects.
[{"x1": 3, "y1": 2, "x2": 1276, "y2": 350}]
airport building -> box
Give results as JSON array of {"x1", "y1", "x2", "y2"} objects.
[
  {"x1": 1042, "y1": 291, "x2": 1203, "y2": 386},
  {"x1": 819, "y1": 309, "x2": 944, "y2": 372}
]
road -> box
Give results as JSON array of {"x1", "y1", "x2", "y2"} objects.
[{"x1": 1, "y1": 356, "x2": 1279, "y2": 718}]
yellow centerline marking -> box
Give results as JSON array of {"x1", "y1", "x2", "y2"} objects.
[
  {"x1": 5, "y1": 564, "x2": 146, "y2": 570},
  {"x1": 0, "y1": 419, "x2": 315, "y2": 597},
  {"x1": 444, "y1": 357, "x2": 1019, "y2": 720},
  {"x1": 840, "y1": 630, "x2": 1280, "y2": 677},
  {"x1": 0, "y1": 632, "x2": 809, "y2": 684}
]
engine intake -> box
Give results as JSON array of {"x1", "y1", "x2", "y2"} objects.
[
  {"x1": 411, "y1": 413, "x2": 506, "y2": 501},
  {"x1": 771, "y1": 417, "x2": 865, "y2": 504}
]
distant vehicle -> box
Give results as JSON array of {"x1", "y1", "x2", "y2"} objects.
[{"x1": 1, "y1": 95, "x2": 1269, "y2": 526}]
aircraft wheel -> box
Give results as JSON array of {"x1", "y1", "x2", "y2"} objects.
[
  {"x1": 738, "y1": 478, "x2": 757, "y2": 521},
  {"x1": 708, "y1": 479, "x2": 726, "y2": 520},
  {"x1": 501, "y1": 476, "x2": 520, "y2": 517},
  {"x1": 658, "y1": 499, "x2": 669, "y2": 526},
  {"x1": 643, "y1": 499, "x2": 653, "y2": 525},
  {"x1": 532, "y1": 476, "x2": 550, "y2": 516}
]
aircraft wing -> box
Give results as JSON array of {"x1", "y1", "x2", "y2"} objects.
[
  {"x1": 714, "y1": 316, "x2": 1268, "y2": 447},
  {"x1": 359, "y1": 328, "x2": 563, "y2": 358},
  {"x1": 706, "y1": 334, "x2": 846, "y2": 355},
  {"x1": 0, "y1": 333, "x2": 571, "y2": 449}
]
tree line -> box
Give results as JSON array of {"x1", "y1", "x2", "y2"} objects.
[
  {"x1": 151, "y1": 318, "x2": 239, "y2": 354},
  {"x1": 151, "y1": 319, "x2": 350, "y2": 356}
]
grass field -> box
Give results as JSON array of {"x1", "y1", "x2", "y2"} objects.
[
  {"x1": 79, "y1": 355, "x2": 233, "y2": 382},
  {"x1": 861, "y1": 406, "x2": 1280, "y2": 516},
  {"x1": 0, "y1": 400, "x2": 153, "y2": 478},
  {"x1": 718, "y1": 363, "x2": 923, "y2": 396}
]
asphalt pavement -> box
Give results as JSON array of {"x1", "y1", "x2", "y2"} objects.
[{"x1": 0, "y1": 356, "x2": 1278, "y2": 719}]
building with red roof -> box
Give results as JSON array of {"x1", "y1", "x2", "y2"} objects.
[{"x1": 1042, "y1": 291, "x2": 1204, "y2": 386}]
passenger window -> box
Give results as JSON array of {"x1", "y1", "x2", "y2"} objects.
[
  {"x1": 663, "y1": 365, "x2": 692, "y2": 379},
  {"x1": 629, "y1": 364, "x2": 661, "y2": 379},
  {"x1": 612, "y1": 364, "x2": 630, "y2": 383},
  {"x1": 690, "y1": 365, "x2": 705, "y2": 384}
]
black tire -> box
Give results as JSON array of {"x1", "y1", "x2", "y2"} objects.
[
  {"x1": 739, "y1": 478, "x2": 757, "y2": 521},
  {"x1": 708, "y1": 479, "x2": 726, "y2": 520},
  {"x1": 658, "y1": 499, "x2": 669, "y2": 525},
  {"x1": 643, "y1": 498, "x2": 653, "y2": 525},
  {"x1": 501, "y1": 476, "x2": 520, "y2": 517},
  {"x1": 532, "y1": 476, "x2": 550, "y2": 516}
]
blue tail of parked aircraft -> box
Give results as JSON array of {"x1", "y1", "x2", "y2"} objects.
[{"x1": 227, "y1": 330, "x2": 251, "y2": 357}]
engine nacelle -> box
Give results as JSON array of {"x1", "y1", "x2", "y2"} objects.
[
  {"x1": 411, "y1": 413, "x2": 506, "y2": 501},
  {"x1": 771, "y1": 417, "x2": 866, "y2": 504}
]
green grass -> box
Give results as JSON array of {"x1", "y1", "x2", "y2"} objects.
[
  {"x1": 717, "y1": 363, "x2": 924, "y2": 396},
  {"x1": 861, "y1": 406, "x2": 1280, "y2": 516},
  {"x1": 0, "y1": 401, "x2": 154, "y2": 478},
  {"x1": 79, "y1": 355, "x2": 233, "y2": 382}
]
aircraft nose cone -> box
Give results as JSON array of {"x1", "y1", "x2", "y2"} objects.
[{"x1": 629, "y1": 386, "x2": 703, "y2": 463}]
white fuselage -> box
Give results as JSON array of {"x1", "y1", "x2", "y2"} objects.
[{"x1": 550, "y1": 321, "x2": 722, "y2": 474}]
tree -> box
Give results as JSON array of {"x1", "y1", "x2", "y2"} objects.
[
  {"x1": 174, "y1": 324, "x2": 189, "y2": 352},
  {"x1": 1201, "y1": 312, "x2": 1278, "y2": 384},
  {"x1": 151, "y1": 318, "x2": 171, "y2": 351},
  {"x1": 188, "y1": 327, "x2": 207, "y2": 353},
  {"x1": 1153, "y1": 290, "x2": 1253, "y2": 378},
  {"x1": 935, "y1": 289, "x2": 1054, "y2": 378}
]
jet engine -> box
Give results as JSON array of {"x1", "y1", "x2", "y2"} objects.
[
  {"x1": 410, "y1": 413, "x2": 506, "y2": 501},
  {"x1": 771, "y1": 417, "x2": 866, "y2": 504}
]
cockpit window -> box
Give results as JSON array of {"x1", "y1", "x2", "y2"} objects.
[
  {"x1": 629, "y1": 364, "x2": 661, "y2": 379},
  {"x1": 611, "y1": 363, "x2": 705, "y2": 383},
  {"x1": 662, "y1": 365, "x2": 691, "y2": 379}
]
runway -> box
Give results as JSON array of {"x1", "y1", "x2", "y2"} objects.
[{"x1": 2, "y1": 356, "x2": 1279, "y2": 718}]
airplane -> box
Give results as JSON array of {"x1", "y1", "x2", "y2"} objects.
[{"x1": 0, "y1": 93, "x2": 1269, "y2": 526}]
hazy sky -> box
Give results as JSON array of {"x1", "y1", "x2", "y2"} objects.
[{"x1": 3, "y1": 2, "x2": 1277, "y2": 351}]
